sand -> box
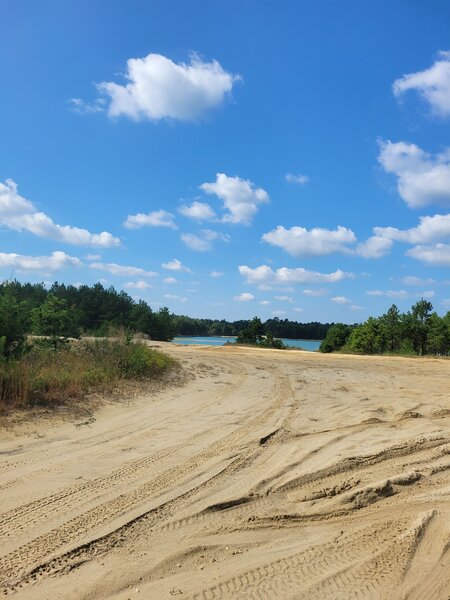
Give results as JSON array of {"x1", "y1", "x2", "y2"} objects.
[{"x1": 0, "y1": 344, "x2": 449, "y2": 599}]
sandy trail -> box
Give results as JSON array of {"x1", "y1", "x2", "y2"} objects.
[{"x1": 0, "y1": 345, "x2": 449, "y2": 599}]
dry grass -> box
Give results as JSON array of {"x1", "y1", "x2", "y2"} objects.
[{"x1": 0, "y1": 338, "x2": 177, "y2": 412}]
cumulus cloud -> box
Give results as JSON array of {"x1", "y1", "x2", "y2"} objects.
[
  {"x1": 385, "y1": 290, "x2": 409, "y2": 299},
  {"x1": 0, "y1": 250, "x2": 81, "y2": 273},
  {"x1": 163, "y1": 277, "x2": 177, "y2": 284},
  {"x1": 200, "y1": 173, "x2": 269, "y2": 225},
  {"x1": 378, "y1": 140, "x2": 450, "y2": 208},
  {"x1": 0, "y1": 179, "x2": 120, "y2": 247},
  {"x1": 202, "y1": 229, "x2": 230, "y2": 242},
  {"x1": 164, "y1": 293, "x2": 187, "y2": 302},
  {"x1": 367, "y1": 289, "x2": 409, "y2": 299},
  {"x1": 162, "y1": 258, "x2": 192, "y2": 272},
  {"x1": 68, "y1": 97, "x2": 106, "y2": 115},
  {"x1": 210, "y1": 270, "x2": 224, "y2": 278},
  {"x1": 124, "y1": 209, "x2": 177, "y2": 229},
  {"x1": 285, "y1": 173, "x2": 309, "y2": 185},
  {"x1": 180, "y1": 229, "x2": 230, "y2": 252},
  {"x1": 262, "y1": 225, "x2": 356, "y2": 257},
  {"x1": 178, "y1": 201, "x2": 216, "y2": 221},
  {"x1": 294, "y1": 307, "x2": 304, "y2": 312},
  {"x1": 367, "y1": 289, "x2": 434, "y2": 300},
  {"x1": 234, "y1": 292, "x2": 255, "y2": 302},
  {"x1": 331, "y1": 296, "x2": 351, "y2": 304},
  {"x1": 375, "y1": 213, "x2": 450, "y2": 244},
  {"x1": 272, "y1": 310, "x2": 286, "y2": 316},
  {"x1": 393, "y1": 51, "x2": 450, "y2": 117},
  {"x1": 302, "y1": 288, "x2": 328, "y2": 297},
  {"x1": 90, "y1": 261, "x2": 157, "y2": 277},
  {"x1": 239, "y1": 265, "x2": 353, "y2": 286},
  {"x1": 124, "y1": 280, "x2": 152, "y2": 289},
  {"x1": 180, "y1": 233, "x2": 211, "y2": 252},
  {"x1": 406, "y1": 243, "x2": 450, "y2": 266},
  {"x1": 274, "y1": 295, "x2": 294, "y2": 303},
  {"x1": 355, "y1": 235, "x2": 393, "y2": 259},
  {"x1": 401, "y1": 275, "x2": 436, "y2": 286},
  {"x1": 74, "y1": 53, "x2": 240, "y2": 122},
  {"x1": 260, "y1": 300, "x2": 270, "y2": 305}
]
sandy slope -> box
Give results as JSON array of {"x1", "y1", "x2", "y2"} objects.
[{"x1": 0, "y1": 344, "x2": 449, "y2": 600}]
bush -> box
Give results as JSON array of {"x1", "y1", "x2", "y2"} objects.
[
  {"x1": 0, "y1": 339, "x2": 176, "y2": 412},
  {"x1": 320, "y1": 323, "x2": 353, "y2": 353}
]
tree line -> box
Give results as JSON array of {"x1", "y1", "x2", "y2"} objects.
[
  {"x1": 0, "y1": 280, "x2": 330, "y2": 358},
  {"x1": 320, "y1": 300, "x2": 450, "y2": 356},
  {"x1": 173, "y1": 314, "x2": 329, "y2": 339}
]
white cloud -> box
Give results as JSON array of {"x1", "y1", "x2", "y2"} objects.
[
  {"x1": 201, "y1": 228, "x2": 230, "y2": 242},
  {"x1": 124, "y1": 209, "x2": 177, "y2": 229},
  {"x1": 421, "y1": 290, "x2": 435, "y2": 299},
  {"x1": 272, "y1": 310, "x2": 286, "y2": 316},
  {"x1": 162, "y1": 258, "x2": 192, "y2": 272},
  {"x1": 68, "y1": 97, "x2": 106, "y2": 115},
  {"x1": 124, "y1": 280, "x2": 152, "y2": 289},
  {"x1": 355, "y1": 235, "x2": 393, "y2": 258},
  {"x1": 180, "y1": 233, "x2": 211, "y2": 251},
  {"x1": 331, "y1": 296, "x2": 351, "y2": 304},
  {"x1": 90, "y1": 261, "x2": 157, "y2": 277},
  {"x1": 85, "y1": 253, "x2": 102, "y2": 261},
  {"x1": 285, "y1": 173, "x2": 309, "y2": 185},
  {"x1": 401, "y1": 275, "x2": 436, "y2": 286},
  {"x1": 200, "y1": 173, "x2": 269, "y2": 225},
  {"x1": 367, "y1": 289, "x2": 409, "y2": 299},
  {"x1": 178, "y1": 201, "x2": 216, "y2": 221},
  {"x1": 370, "y1": 287, "x2": 435, "y2": 300},
  {"x1": 239, "y1": 264, "x2": 353, "y2": 286},
  {"x1": 386, "y1": 290, "x2": 409, "y2": 299},
  {"x1": 210, "y1": 270, "x2": 224, "y2": 278},
  {"x1": 77, "y1": 53, "x2": 240, "y2": 122},
  {"x1": 375, "y1": 213, "x2": 450, "y2": 244},
  {"x1": 378, "y1": 140, "x2": 450, "y2": 208},
  {"x1": 234, "y1": 292, "x2": 255, "y2": 302},
  {"x1": 180, "y1": 229, "x2": 229, "y2": 252},
  {"x1": 393, "y1": 51, "x2": 450, "y2": 117},
  {"x1": 0, "y1": 250, "x2": 81, "y2": 273},
  {"x1": 406, "y1": 243, "x2": 450, "y2": 266},
  {"x1": 164, "y1": 294, "x2": 187, "y2": 302},
  {"x1": 302, "y1": 288, "x2": 328, "y2": 297},
  {"x1": 294, "y1": 307, "x2": 304, "y2": 313},
  {"x1": 274, "y1": 295, "x2": 294, "y2": 303},
  {"x1": 262, "y1": 225, "x2": 356, "y2": 257},
  {"x1": 260, "y1": 300, "x2": 270, "y2": 305},
  {"x1": 350, "y1": 304, "x2": 363, "y2": 310},
  {"x1": 0, "y1": 179, "x2": 120, "y2": 247},
  {"x1": 163, "y1": 276, "x2": 177, "y2": 284}
]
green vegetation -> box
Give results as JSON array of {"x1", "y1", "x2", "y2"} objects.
[
  {"x1": 174, "y1": 314, "x2": 329, "y2": 340},
  {"x1": 320, "y1": 299, "x2": 450, "y2": 356},
  {"x1": 0, "y1": 282, "x2": 177, "y2": 413},
  {"x1": 236, "y1": 317, "x2": 286, "y2": 349},
  {"x1": 0, "y1": 280, "x2": 330, "y2": 345},
  {"x1": 0, "y1": 338, "x2": 176, "y2": 412}
]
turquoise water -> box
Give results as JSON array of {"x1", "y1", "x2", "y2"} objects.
[{"x1": 173, "y1": 336, "x2": 321, "y2": 351}]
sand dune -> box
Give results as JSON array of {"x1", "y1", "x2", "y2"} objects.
[{"x1": 0, "y1": 344, "x2": 449, "y2": 599}]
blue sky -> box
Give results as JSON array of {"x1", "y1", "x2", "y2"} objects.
[{"x1": 2, "y1": 0, "x2": 450, "y2": 322}]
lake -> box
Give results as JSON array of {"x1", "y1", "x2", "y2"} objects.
[{"x1": 173, "y1": 336, "x2": 322, "y2": 351}]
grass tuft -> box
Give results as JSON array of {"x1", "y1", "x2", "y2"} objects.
[{"x1": 0, "y1": 338, "x2": 177, "y2": 412}]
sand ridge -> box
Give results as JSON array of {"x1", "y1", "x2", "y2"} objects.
[{"x1": 0, "y1": 344, "x2": 449, "y2": 599}]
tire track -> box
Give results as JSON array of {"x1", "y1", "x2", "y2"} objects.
[{"x1": 0, "y1": 359, "x2": 292, "y2": 591}]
